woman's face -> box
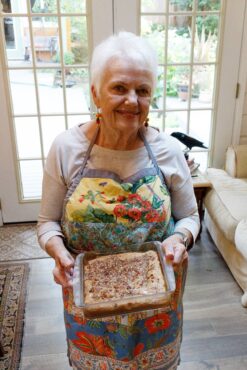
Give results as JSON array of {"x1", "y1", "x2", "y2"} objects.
[{"x1": 92, "y1": 58, "x2": 153, "y2": 133}]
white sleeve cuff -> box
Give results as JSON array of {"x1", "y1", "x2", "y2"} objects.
[{"x1": 174, "y1": 215, "x2": 200, "y2": 243}]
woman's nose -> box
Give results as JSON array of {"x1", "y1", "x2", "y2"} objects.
[{"x1": 125, "y1": 90, "x2": 138, "y2": 105}]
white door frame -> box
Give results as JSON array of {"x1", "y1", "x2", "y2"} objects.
[
  {"x1": 232, "y1": 0, "x2": 247, "y2": 145},
  {"x1": 211, "y1": 0, "x2": 247, "y2": 167}
]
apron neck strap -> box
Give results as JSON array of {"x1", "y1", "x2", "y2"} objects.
[
  {"x1": 79, "y1": 125, "x2": 100, "y2": 175},
  {"x1": 138, "y1": 128, "x2": 160, "y2": 175}
]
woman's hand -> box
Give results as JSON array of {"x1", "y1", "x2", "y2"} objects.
[
  {"x1": 45, "y1": 236, "x2": 75, "y2": 288},
  {"x1": 162, "y1": 234, "x2": 189, "y2": 268}
]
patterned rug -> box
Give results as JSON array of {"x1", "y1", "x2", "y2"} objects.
[
  {"x1": 0, "y1": 263, "x2": 29, "y2": 370},
  {"x1": 0, "y1": 224, "x2": 48, "y2": 261}
]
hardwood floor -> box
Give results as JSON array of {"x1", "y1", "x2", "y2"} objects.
[
  {"x1": 179, "y1": 225, "x2": 247, "y2": 370},
  {"x1": 16, "y1": 224, "x2": 247, "y2": 369}
]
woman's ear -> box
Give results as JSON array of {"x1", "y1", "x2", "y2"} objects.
[{"x1": 91, "y1": 85, "x2": 99, "y2": 106}]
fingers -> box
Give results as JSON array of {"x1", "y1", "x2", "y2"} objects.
[
  {"x1": 163, "y1": 242, "x2": 188, "y2": 266},
  {"x1": 53, "y1": 251, "x2": 75, "y2": 288},
  {"x1": 164, "y1": 244, "x2": 174, "y2": 261},
  {"x1": 53, "y1": 265, "x2": 73, "y2": 288},
  {"x1": 57, "y1": 252, "x2": 74, "y2": 271},
  {"x1": 173, "y1": 245, "x2": 187, "y2": 265}
]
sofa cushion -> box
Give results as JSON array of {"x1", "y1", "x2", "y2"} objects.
[
  {"x1": 225, "y1": 145, "x2": 247, "y2": 178},
  {"x1": 205, "y1": 168, "x2": 247, "y2": 243}
]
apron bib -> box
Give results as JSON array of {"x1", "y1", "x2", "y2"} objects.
[{"x1": 61, "y1": 127, "x2": 187, "y2": 369}]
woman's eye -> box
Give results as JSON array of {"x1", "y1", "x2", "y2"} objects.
[
  {"x1": 113, "y1": 85, "x2": 125, "y2": 93},
  {"x1": 137, "y1": 88, "x2": 150, "y2": 97}
]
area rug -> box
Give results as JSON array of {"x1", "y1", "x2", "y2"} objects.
[
  {"x1": 0, "y1": 224, "x2": 48, "y2": 261},
  {"x1": 0, "y1": 263, "x2": 29, "y2": 370}
]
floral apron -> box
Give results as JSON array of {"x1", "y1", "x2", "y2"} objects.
[{"x1": 61, "y1": 126, "x2": 187, "y2": 370}]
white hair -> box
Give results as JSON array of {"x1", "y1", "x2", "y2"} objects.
[{"x1": 90, "y1": 31, "x2": 158, "y2": 94}]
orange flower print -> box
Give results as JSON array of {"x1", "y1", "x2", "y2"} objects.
[
  {"x1": 113, "y1": 204, "x2": 127, "y2": 218},
  {"x1": 144, "y1": 313, "x2": 171, "y2": 334},
  {"x1": 72, "y1": 332, "x2": 114, "y2": 357},
  {"x1": 158, "y1": 210, "x2": 167, "y2": 222},
  {"x1": 145, "y1": 210, "x2": 160, "y2": 222},
  {"x1": 128, "y1": 207, "x2": 142, "y2": 221},
  {"x1": 133, "y1": 342, "x2": 144, "y2": 356}
]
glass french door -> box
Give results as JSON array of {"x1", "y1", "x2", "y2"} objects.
[
  {"x1": 0, "y1": 0, "x2": 113, "y2": 223},
  {"x1": 0, "y1": 0, "x2": 245, "y2": 223}
]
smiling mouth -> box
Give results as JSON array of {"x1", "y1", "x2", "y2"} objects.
[{"x1": 117, "y1": 110, "x2": 139, "y2": 115}]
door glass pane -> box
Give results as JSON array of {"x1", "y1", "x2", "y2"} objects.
[
  {"x1": 152, "y1": 66, "x2": 164, "y2": 110},
  {"x1": 197, "y1": 0, "x2": 221, "y2": 11},
  {"x1": 140, "y1": 0, "x2": 223, "y2": 167},
  {"x1": 165, "y1": 111, "x2": 188, "y2": 135},
  {"x1": 41, "y1": 116, "x2": 66, "y2": 156},
  {"x1": 169, "y1": 0, "x2": 193, "y2": 12},
  {"x1": 166, "y1": 65, "x2": 190, "y2": 109},
  {"x1": 61, "y1": 0, "x2": 86, "y2": 13},
  {"x1": 9, "y1": 70, "x2": 37, "y2": 115},
  {"x1": 19, "y1": 160, "x2": 43, "y2": 199},
  {"x1": 32, "y1": 16, "x2": 60, "y2": 66},
  {"x1": 5, "y1": 17, "x2": 33, "y2": 67},
  {"x1": 15, "y1": 117, "x2": 41, "y2": 158},
  {"x1": 168, "y1": 16, "x2": 192, "y2": 63},
  {"x1": 140, "y1": 16, "x2": 166, "y2": 63},
  {"x1": 61, "y1": 16, "x2": 88, "y2": 64},
  {"x1": 65, "y1": 68, "x2": 90, "y2": 113},
  {"x1": 191, "y1": 65, "x2": 215, "y2": 108},
  {"x1": 37, "y1": 69, "x2": 64, "y2": 114},
  {"x1": 1, "y1": 1, "x2": 91, "y2": 202},
  {"x1": 190, "y1": 110, "x2": 211, "y2": 147},
  {"x1": 195, "y1": 15, "x2": 219, "y2": 63},
  {"x1": 3, "y1": 16, "x2": 15, "y2": 49},
  {"x1": 141, "y1": 0, "x2": 167, "y2": 13},
  {"x1": 31, "y1": 0, "x2": 57, "y2": 13},
  {"x1": 1, "y1": 0, "x2": 27, "y2": 13},
  {"x1": 148, "y1": 112, "x2": 163, "y2": 132}
]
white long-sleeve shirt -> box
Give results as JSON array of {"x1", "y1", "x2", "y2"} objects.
[{"x1": 37, "y1": 125, "x2": 200, "y2": 250}]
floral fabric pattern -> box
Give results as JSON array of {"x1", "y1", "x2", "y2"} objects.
[
  {"x1": 62, "y1": 161, "x2": 187, "y2": 369},
  {"x1": 63, "y1": 259, "x2": 187, "y2": 369},
  {"x1": 62, "y1": 174, "x2": 174, "y2": 254}
]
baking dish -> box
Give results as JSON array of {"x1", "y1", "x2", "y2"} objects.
[{"x1": 73, "y1": 241, "x2": 175, "y2": 318}]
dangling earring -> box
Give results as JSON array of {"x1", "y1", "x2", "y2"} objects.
[
  {"x1": 144, "y1": 117, "x2": 149, "y2": 128},
  {"x1": 95, "y1": 109, "x2": 102, "y2": 124}
]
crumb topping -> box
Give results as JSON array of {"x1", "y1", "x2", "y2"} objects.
[{"x1": 84, "y1": 250, "x2": 166, "y2": 303}]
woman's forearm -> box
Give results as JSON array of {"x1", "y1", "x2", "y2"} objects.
[{"x1": 45, "y1": 235, "x2": 67, "y2": 258}]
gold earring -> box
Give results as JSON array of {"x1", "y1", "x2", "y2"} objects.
[{"x1": 144, "y1": 117, "x2": 149, "y2": 127}]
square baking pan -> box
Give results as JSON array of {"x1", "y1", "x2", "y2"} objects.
[{"x1": 73, "y1": 241, "x2": 175, "y2": 318}]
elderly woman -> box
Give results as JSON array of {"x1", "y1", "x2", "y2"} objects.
[{"x1": 37, "y1": 32, "x2": 199, "y2": 369}]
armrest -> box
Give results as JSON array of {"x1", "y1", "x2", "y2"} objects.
[
  {"x1": 235, "y1": 219, "x2": 247, "y2": 259},
  {"x1": 225, "y1": 145, "x2": 247, "y2": 178}
]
